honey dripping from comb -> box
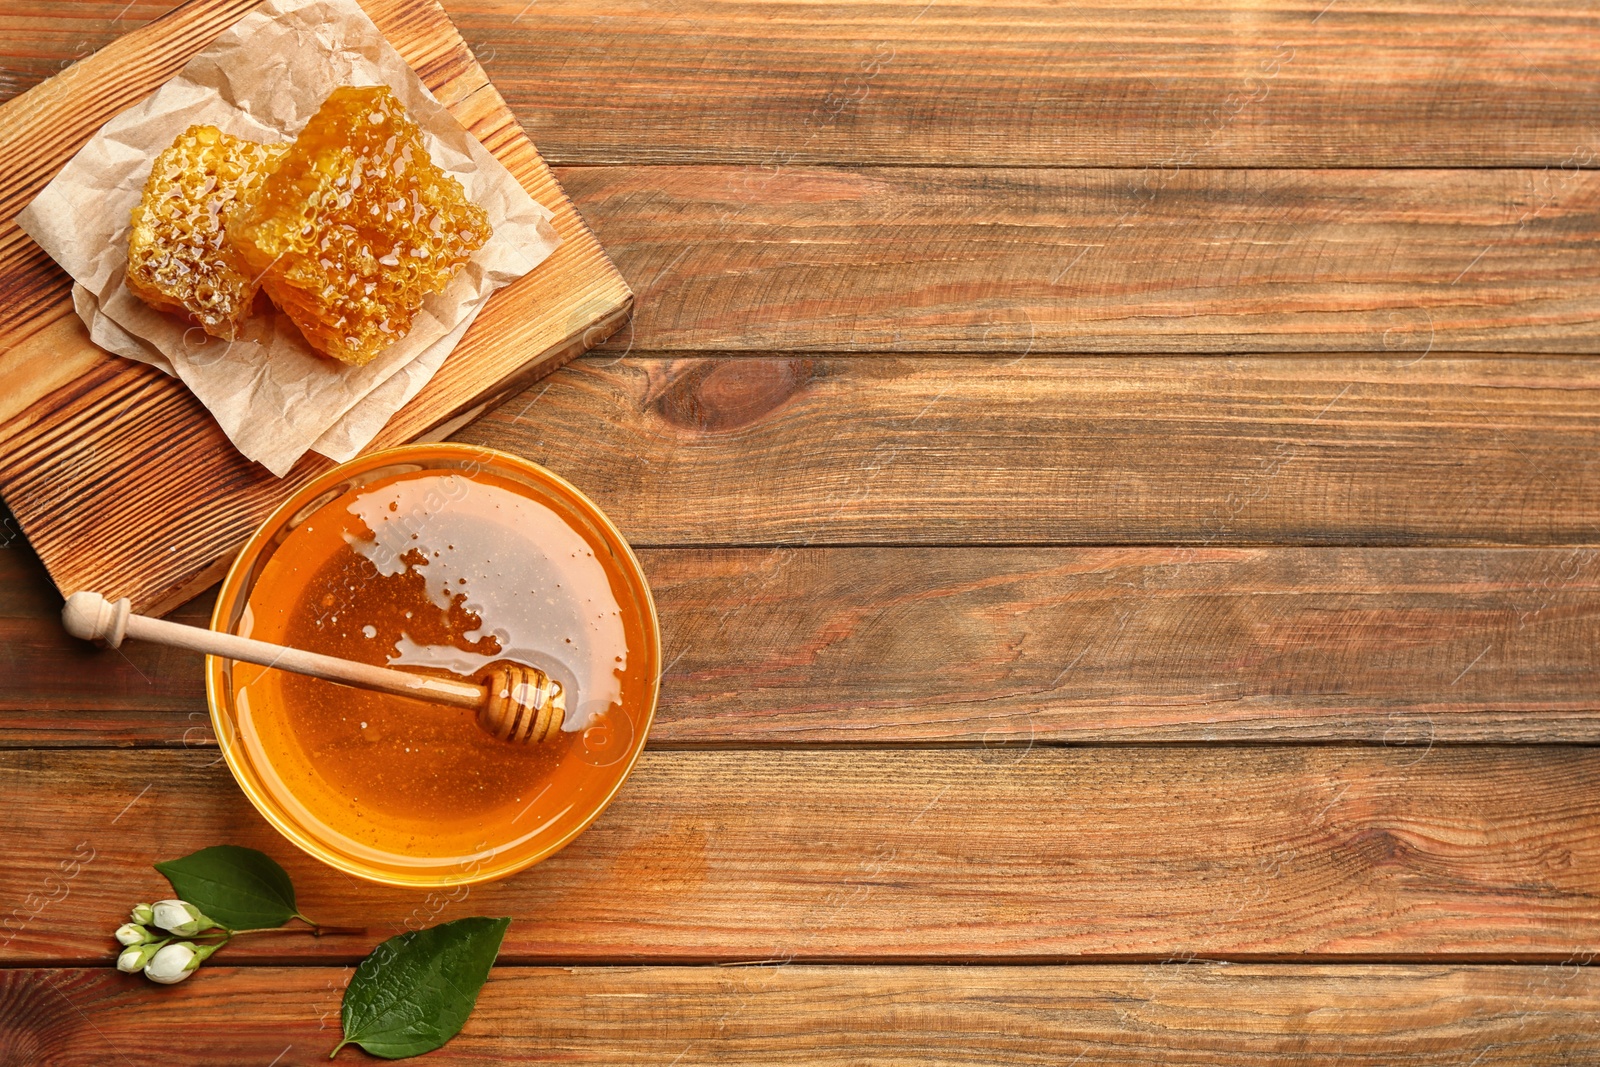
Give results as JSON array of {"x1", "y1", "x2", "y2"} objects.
[
  {"x1": 125, "y1": 126, "x2": 287, "y2": 339},
  {"x1": 225, "y1": 86, "x2": 493, "y2": 366}
]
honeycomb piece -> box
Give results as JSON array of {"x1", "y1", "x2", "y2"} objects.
[
  {"x1": 125, "y1": 126, "x2": 287, "y2": 339},
  {"x1": 226, "y1": 85, "x2": 493, "y2": 366}
]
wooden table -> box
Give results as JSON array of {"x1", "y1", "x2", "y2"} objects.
[{"x1": 4, "y1": 1, "x2": 1600, "y2": 1062}]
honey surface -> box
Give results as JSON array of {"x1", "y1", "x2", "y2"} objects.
[
  {"x1": 226, "y1": 86, "x2": 492, "y2": 366},
  {"x1": 232, "y1": 468, "x2": 646, "y2": 872}
]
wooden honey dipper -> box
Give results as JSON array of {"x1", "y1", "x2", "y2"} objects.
[{"x1": 61, "y1": 591, "x2": 566, "y2": 745}]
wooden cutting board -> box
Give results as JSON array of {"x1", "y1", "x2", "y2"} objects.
[{"x1": 0, "y1": 0, "x2": 632, "y2": 616}]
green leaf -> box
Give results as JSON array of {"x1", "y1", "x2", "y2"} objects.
[
  {"x1": 153, "y1": 845, "x2": 298, "y2": 932},
  {"x1": 333, "y1": 917, "x2": 510, "y2": 1060}
]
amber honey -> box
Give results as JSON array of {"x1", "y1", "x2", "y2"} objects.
[
  {"x1": 212, "y1": 446, "x2": 658, "y2": 885},
  {"x1": 126, "y1": 125, "x2": 287, "y2": 338},
  {"x1": 225, "y1": 86, "x2": 493, "y2": 366}
]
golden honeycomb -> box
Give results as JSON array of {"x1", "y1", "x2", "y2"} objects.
[
  {"x1": 125, "y1": 126, "x2": 287, "y2": 339},
  {"x1": 226, "y1": 85, "x2": 493, "y2": 366}
]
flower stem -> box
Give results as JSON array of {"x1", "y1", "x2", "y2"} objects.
[
  {"x1": 309, "y1": 925, "x2": 366, "y2": 937},
  {"x1": 225, "y1": 922, "x2": 365, "y2": 937}
]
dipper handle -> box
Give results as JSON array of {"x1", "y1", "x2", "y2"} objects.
[
  {"x1": 62, "y1": 589, "x2": 132, "y2": 647},
  {"x1": 61, "y1": 591, "x2": 565, "y2": 745}
]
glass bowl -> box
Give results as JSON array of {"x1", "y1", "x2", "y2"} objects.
[{"x1": 206, "y1": 443, "x2": 660, "y2": 888}]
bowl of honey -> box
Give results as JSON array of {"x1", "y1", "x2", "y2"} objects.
[{"x1": 206, "y1": 443, "x2": 660, "y2": 887}]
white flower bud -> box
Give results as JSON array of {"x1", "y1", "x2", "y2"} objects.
[
  {"x1": 130, "y1": 903, "x2": 155, "y2": 925},
  {"x1": 143, "y1": 941, "x2": 199, "y2": 984},
  {"x1": 115, "y1": 923, "x2": 154, "y2": 946},
  {"x1": 151, "y1": 899, "x2": 217, "y2": 937},
  {"x1": 117, "y1": 940, "x2": 164, "y2": 973}
]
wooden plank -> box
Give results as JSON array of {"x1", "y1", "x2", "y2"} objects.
[
  {"x1": 460, "y1": 355, "x2": 1600, "y2": 546},
  {"x1": 0, "y1": 539, "x2": 214, "y2": 742},
  {"x1": 0, "y1": 0, "x2": 631, "y2": 616},
  {"x1": 551, "y1": 164, "x2": 1600, "y2": 354},
  {"x1": 648, "y1": 544, "x2": 1600, "y2": 745},
  {"x1": 464, "y1": 0, "x2": 1600, "y2": 170},
  {"x1": 4, "y1": 747, "x2": 1599, "y2": 964},
  {"x1": 6, "y1": 2, "x2": 1600, "y2": 168},
  {"x1": 8, "y1": 538, "x2": 1600, "y2": 745},
  {"x1": 7, "y1": 963, "x2": 1600, "y2": 1065}
]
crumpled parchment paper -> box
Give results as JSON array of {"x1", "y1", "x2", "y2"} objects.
[{"x1": 18, "y1": 0, "x2": 560, "y2": 477}]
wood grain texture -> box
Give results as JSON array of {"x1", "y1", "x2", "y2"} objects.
[
  {"x1": 0, "y1": 0, "x2": 630, "y2": 616},
  {"x1": 648, "y1": 544, "x2": 1600, "y2": 744},
  {"x1": 4, "y1": 747, "x2": 1599, "y2": 964},
  {"x1": 8, "y1": 538, "x2": 1600, "y2": 745},
  {"x1": 460, "y1": 355, "x2": 1600, "y2": 547},
  {"x1": 5, "y1": 2, "x2": 1600, "y2": 168},
  {"x1": 2, "y1": 6, "x2": 1599, "y2": 1063},
  {"x1": 7, "y1": 964, "x2": 1600, "y2": 1065},
  {"x1": 0, "y1": 540, "x2": 214, "y2": 739},
  {"x1": 462, "y1": 0, "x2": 1600, "y2": 169},
  {"x1": 551, "y1": 164, "x2": 1600, "y2": 354}
]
